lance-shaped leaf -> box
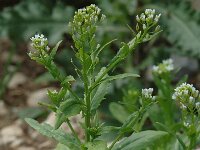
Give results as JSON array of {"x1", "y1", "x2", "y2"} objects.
[
  {"x1": 119, "y1": 111, "x2": 140, "y2": 134},
  {"x1": 91, "y1": 67, "x2": 109, "y2": 112},
  {"x1": 93, "y1": 39, "x2": 117, "y2": 59},
  {"x1": 101, "y1": 126, "x2": 120, "y2": 135},
  {"x1": 112, "y1": 130, "x2": 168, "y2": 150},
  {"x1": 61, "y1": 75, "x2": 75, "y2": 86},
  {"x1": 91, "y1": 81, "x2": 110, "y2": 112},
  {"x1": 55, "y1": 143, "x2": 70, "y2": 150},
  {"x1": 47, "y1": 87, "x2": 68, "y2": 106},
  {"x1": 85, "y1": 141, "x2": 108, "y2": 150},
  {"x1": 109, "y1": 102, "x2": 130, "y2": 123},
  {"x1": 100, "y1": 73, "x2": 139, "y2": 85},
  {"x1": 55, "y1": 98, "x2": 81, "y2": 129},
  {"x1": 25, "y1": 118, "x2": 80, "y2": 150},
  {"x1": 50, "y1": 40, "x2": 62, "y2": 59}
]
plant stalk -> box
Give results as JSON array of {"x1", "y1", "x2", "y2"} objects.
[
  {"x1": 108, "y1": 134, "x2": 123, "y2": 150},
  {"x1": 188, "y1": 135, "x2": 196, "y2": 150},
  {"x1": 66, "y1": 119, "x2": 81, "y2": 144},
  {"x1": 82, "y1": 50, "x2": 91, "y2": 142}
]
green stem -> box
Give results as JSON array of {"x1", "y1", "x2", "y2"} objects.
[
  {"x1": 89, "y1": 26, "x2": 154, "y2": 93},
  {"x1": 85, "y1": 93, "x2": 91, "y2": 142},
  {"x1": 66, "y1": 119, "x2": 81, "y2": 144},
  {"x1": 45, "y1": 61, "x2": 81, "y2": 102},
  {"x1": 188, "y1": 135, "x2": 196, "y2": 150},
  {"x1": 187, "y1": 116, "x2": 196, "y2": 150},
  {"x1": 175, "y1": 134, "x2": 186, "y2": 150},
  {"x1": 89, "y1": 37, "x2": 139, "y2": 92},
  {"x1": 89, "y1": 58, "x2": 121, "y2": 92},
  {"x1": 108, "y1": 134, "x2": 123, "y2": 150},
  {"x1": 65, "y1": 84, "x2": 81, "y2": 102},
  {"x1": 82, "y1": 51, "x2": 91, "y2": 142}
]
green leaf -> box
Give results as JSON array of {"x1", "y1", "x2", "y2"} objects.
[
  {"x1": 101, "y1": 126, "x2": 120, "y2": 135},
  {"x1": 38, "y1": 102, "x2": 57, "y2": 112},
  {"x1": 91, "y1": 81, "x2": 110, "y2": 112},
  {"x1": 120, "y1": 111, "x2": 140, "y2": 133},
  {"x1": 100, "y1": 73, "x2": 139, "y2": 85},
  {"x1": 154, "y1": 122, "x2": 186, "y2": 149},
  {"x1": 166, "y1": 6, "x2": 200, "y2": 57},
  {"x1": 170, "y1": 138, "x2": 184, "y2": 150},
  {"x1": 55, "y1": 143, "x2": 70, "y2": 150},
  {"x1": 50, "y1": 40, "x2": 62, "y2": 58},
  {"x1": 25, "y1": 118, "x2": 80, "y2": 150},
  {"x1": 109, "y1": 102, "x2": 130, "y2": 123},
  {"x1": 94, "y1": 39, "x2": 117, "y2": 58},
  {"x1": 34, "y1": 72, "x2": 56, "y2": 84},
  {"x1": 0, "y1": 1, "x2": 74, "y2": 44},
  {"x1": 146, "y1": 4, "x2": 200, "y2": 58},
  {"x1": 112, "y1": 130, "x2": 169, "y2": 150},
  {"x1": 47, "y1": 87, "x2": 68, "y2": 106},
  {"x1": 86, "y1": 141, "x2": 108, "y2": 150},
  {"x1": 61, "y1": 75, "x2": 75, "y2": 86},
  {"x1": 55, "y1": 99, "x2": 81, "y2": 129},
  {"x1": 109, "y1": 43, "x2": 130, "y2": 66},
  {"x1": 148, "y1": 104, "x2": 165, "y2": 129},
  {"x1": 18, "y1": 107, "x2": 45, "y2": 119},
  {"x1": 176, "y1": 75, "x2": 188, "y2": 87}
]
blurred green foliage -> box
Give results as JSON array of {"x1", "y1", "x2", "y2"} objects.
[
  {"x1": 1, "y1": 0, "x2": 200, "y2": 58},
  {"x1": 0, "y1": 0, "x2": 74, "y2": 44}
]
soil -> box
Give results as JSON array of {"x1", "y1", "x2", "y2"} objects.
[{"x1": 0, "y1": 39, "x2": 57, "y2": 150}]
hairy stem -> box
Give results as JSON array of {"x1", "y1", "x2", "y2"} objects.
[
  {"x1": 82, "y1": 51, "x2": 91, "y2": 142},
  {"x1": 188, "y1": 135, "x2": 196, "y2": 150},
  {"x1": 108, "y1": 134, "x2": 123, "y2": 150},
  {"x1": 66, "y1": 119, "x2": 81, "y2": 144},
  {"x1": 44, "y1": 60, "x2": 81, "y2": 102},
  {"x1": 89, "y1": 37, "x2": 139, "y2": 92}
]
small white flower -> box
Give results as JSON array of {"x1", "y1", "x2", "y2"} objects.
[
  {"x1": 183, "y1": 122, "x2": 190, "y2": 127},
  {"x1": 145, "y1": 9, "x2": 155, "y2": 16},
  {"x1": 136, "y1": 15, "x2": 140, "y2": 22},
  {"x1": 142, "y1": 88, "x2": 155, "y2": 101},
  {"x1": 172, "y1": 94, "x2": 177, "y2": 100},
  {"x1": 152, "y1": 58, "x2": 174, "y2": 75},
  {"x1": 30, "y1": 34, "x2": 48, "y2": 49},
  {"x1": 101, "y1": 14, "x2": 106, "y2": 20},
  {"x1": 52, "y1": 90, "x2": 58, "y2": 94},
  {"x1": 140, "y1": 13, "x2": 146, "y2": 21},
  {"x1": 152, "y1": 65, "x2": 159, "y2": 72},
  {"x1": 148, "y1": 14, "x2": 154, "y2": 19},
  {"x1": 154, "y1": 14, "x2": 161, "y2": 22},
  {"x1": 143, "y1": 24, "x2": 147, "y2": 30},
  {"x1": 136, "y1": 31, "x2": 141, "y2": 39},
  {"x1": 196, "y1": 102, "x2": 200, "y2": 109},
  {"x1": 172, "y1": 83, "x2": 200, "y2": 113},
  {"x1": 140, "y1": 9, "x2": 160, "y2": 23},
  {"x1": 189, "y1": 96, "x2": 195, "y2": 104},
  {"x1": 180, "y1": 103, "x2": 187, "y2": 110}
]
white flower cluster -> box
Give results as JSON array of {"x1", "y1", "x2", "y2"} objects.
[
  {"x1": 136, "y1": 9, "x2": 161, "y2": 27},
  {"x1": 69, "y1": 4, "x2": 105, "y2": 34},
  {"x1": 52, "y1": 90, "x2": 58, "y2": 94},
  {"x1": 152, "y1": 59, "x2": 174, "y2": 75},
  {"x1": 135, "y1": 9, "x2": 161, "y2": 41},
  {"x1": 172, "y1": 83, "x2": 200, "y2": 114},
  {"x1": 142, "y1": 88, "x2": 156, "y2": 101},
  {"x1": 30, "y1": 34, "x2": 49, "y2": 51},
  {"x1": 183, "y1": 122, "x2": 190, "y2": 128}
]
